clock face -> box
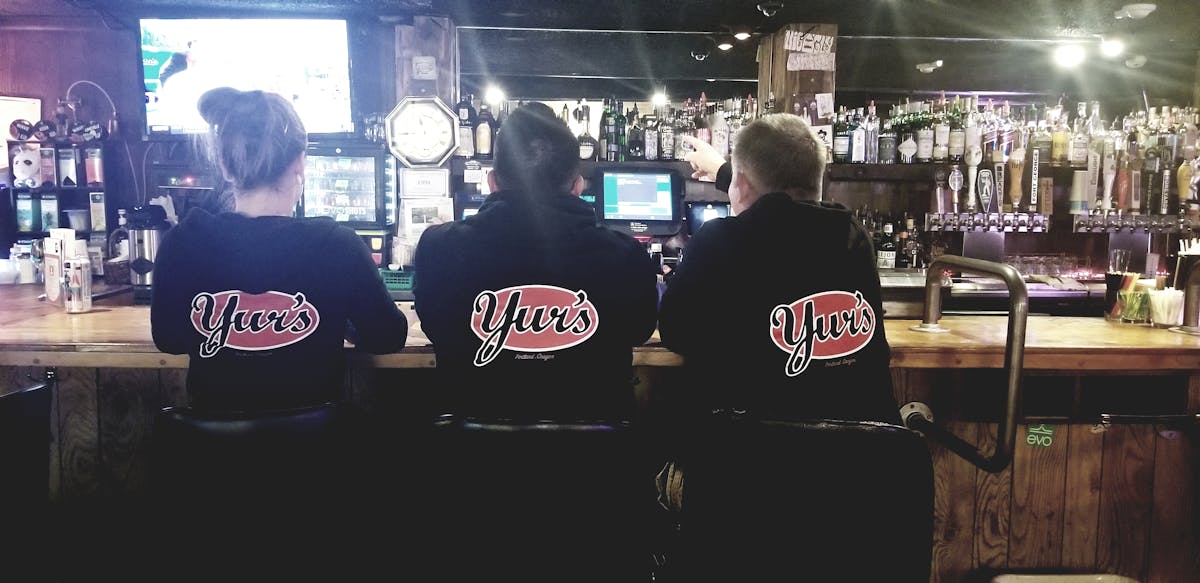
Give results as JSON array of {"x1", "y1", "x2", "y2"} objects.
[{"x1": 385, "y1": 97, "x2": 459, "y2": 167}]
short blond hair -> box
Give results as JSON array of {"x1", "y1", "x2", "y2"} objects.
[{"x1": 731, "y1": 113, "x2": 826, "y2": 201}]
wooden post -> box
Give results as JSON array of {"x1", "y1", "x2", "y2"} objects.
[
  {"x1": 756, "y1": 23, "x2": 837, "y2": 128},
  {"x1": 395, "y1": 16, "x2": 457, "y2": 105}
]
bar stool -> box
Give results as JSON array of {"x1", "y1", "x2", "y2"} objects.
[
  {"x1": 0, "y1": 373, "x2": 53, "y2": 580},
  {"x1": 656, "y1": 414, "x2": 934, "y2": 582},
  {"x1": 413, "y1": 415, "x2": 653, "y2": 583},
  {"x1": 148, "y1": 402, "x2": 373, "y2": 579}
]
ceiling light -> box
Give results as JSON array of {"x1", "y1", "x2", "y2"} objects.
[
  {"x1": 1125, "y1": 54, "x2": 1147, "y2": 69},
  {"x1": 484, "y1": 86, "x2": 505, "y2": 106},
  {"x1": 1114, "y1": 3, "x2": 1156, "y2": 20},
  {"x1": 1053, "y1": 44, "x2": 1086, "y2": 68},
  {"x1": 733, "y1": 32, "x2": 752, "y2": 41},
  {"x1": 717, "y1": 40, "x2": 734, "y2": 51},
  {"x1": 915, "y1": 59, "x2": 943, "y2": 73},
  {"x1": 757, "y1": 2, "x2": 782, "y2": 18},
  {"x1": 651, "y1": 92, "x2": 669, "y2": 108},
  {"x1": 1100, "y1": 38, "x2": 1125, "y2": 58}
]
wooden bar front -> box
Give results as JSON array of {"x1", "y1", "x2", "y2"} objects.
[{"x1": 1, "y1": 285, "x2": 1198, "y2": 582}]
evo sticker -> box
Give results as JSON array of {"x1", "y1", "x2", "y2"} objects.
[{"x1": 1026, "y1": 424, "x2": 1055, "y2": 448}]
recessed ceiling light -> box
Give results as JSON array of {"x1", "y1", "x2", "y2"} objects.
[
  {"x1": 717, "y1": 41, "x2": 734, "y2": 51},
  {"x1": 733, "y1": 32, "x2": 752, "y2": 41}
]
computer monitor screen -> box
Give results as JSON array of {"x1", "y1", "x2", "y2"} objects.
[
  {"x1": 686, "y1": 201, "x2": 730, "y2": 235},
  {"x1": 601, "y1": 171, "x2": 675, "y2": 221},
  {"x1": 140, "y1": 18, "x2": 355, "y2": 138}
]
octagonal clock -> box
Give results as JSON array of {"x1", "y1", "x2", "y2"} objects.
[{"x1": 385, "y1": 96, "x2": 459, "y2": 168}]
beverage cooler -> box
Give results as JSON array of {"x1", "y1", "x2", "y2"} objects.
[{"x1": 300, "y1": 141, "x2": 397, "y2": 266}]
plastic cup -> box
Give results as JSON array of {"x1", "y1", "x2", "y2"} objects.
[
  {"x1": 1148, "y1": 289, "x2": 1184, "y2": 329},
  {"x1": 1118, "y1": 289, "x2": 1150, "y2": 324}
]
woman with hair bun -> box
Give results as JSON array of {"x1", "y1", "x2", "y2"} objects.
[{"x1": 150, "y1": 87, "x2": 407, "y2": 412}]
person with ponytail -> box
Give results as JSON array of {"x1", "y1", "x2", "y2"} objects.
[{"x1": 150, "y1": 87, "x2": 407, "y2": 412}]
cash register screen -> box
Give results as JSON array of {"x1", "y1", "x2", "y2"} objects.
[
  {"x1": 685, "y1": 201, "x2": 730, "y2": 235},
  {"x1": 597, "y1": 169, "x2": 682, "y2": 237}
]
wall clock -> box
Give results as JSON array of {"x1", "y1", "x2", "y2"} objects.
[{"x1": 384, "y1": 96, "x2": 459, "y2": 168}]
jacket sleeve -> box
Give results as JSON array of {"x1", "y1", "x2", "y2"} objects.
[
  {"x1": 848, "y1": 215, "x2": 900, "y2": 424},
  {"x1": 149, "y1": 227, "x2": 195, "y2": 355},
  {"x1": 657, "y1": 221, "x2": 730, "y2": 356},
  {"x1": 715, "y1": 161, "x2": 732, "y2": 193},
  {"x1": 339, "y1": 229, "x2": 408, "y2": 354},
  {"x1": 621, "y1": 239, "x2": 662, "y2": 346}
]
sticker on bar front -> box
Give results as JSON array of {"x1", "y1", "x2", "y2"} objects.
[
  {"x1": 471, "y1": 285, "x2": 598, "y2": 367},
  {"x1": 190, "y1": 290, "x2": 320, "y2": 358},
  {"x1": 1026, "y1": 424, "x2": 1055, "y2": 448},
  {"x1": 769, "y1": 290, "x2": 875, "y2": 377}
]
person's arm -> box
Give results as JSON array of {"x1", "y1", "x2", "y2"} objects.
[
  {"x1": 682, "y1": 135, "x2": 728, "y2": 190},
  {"x1": 657, "y1": 221, "x2": 730, "y2": 356},
  {"x1": 340, "y1": 229, "x2": 408, "y2": 353},
  {"x1": 149, "y1": 228, "x2": 195, "y2": 355}
]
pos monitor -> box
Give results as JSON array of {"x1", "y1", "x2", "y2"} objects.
[{"x1": 597, "y1": 168, "x2": 682, "y2": 237}]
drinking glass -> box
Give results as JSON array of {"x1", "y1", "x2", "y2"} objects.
[{"x1": 1105, "y1": 249, "x2": 1131, "y2": 321}]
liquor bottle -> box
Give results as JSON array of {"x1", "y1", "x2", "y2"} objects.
[
  {"x1": 660, "y1": 107, "x2": 676, "y2": 161},
  {"x1": 933, "y1": 103, "x2": 950, "y2": 163},
  {"x1": 1114, "y1": 146, "x2": 1131, "y2": 211},
  {"x1": 876, "y1": 222, "x2": 897, "y2": 269},
  {"x1": 832, "y1": 108, "x2": 850, "y2": 164},
  {"x1": 694, "y1": 97, "x2": 712, "y2": 145},
  {"x1": 1069, "y1": 102, "x2": 1090, "y2": 168},
  {"x1": 864, "y1": 101, "x2": 880, "y2": 164},
  {"x1": 765, "y1": 91, "x2": 776, "y2": 115},
  {"x1": 916, "y1": 109, "x2": 934, "y2": 164},
  {"x1": 1031, "y1": 112, "x2": 1053, "y2": 165},
  {"x1": 598, "y1": 98, "x2": 611, "y2": 161},
  {"x1": 626, "y1": 108, "x2": 645, "y2": 161},
  {"x1": 711, "y1": 103, "x2": 730, "y2": 159},
  {"x1": 577, "y1": 105, "x2": 599, "y2": 161},
  {"x1": 475, "y1": 102, "x2": 496, "y2": 160},
  {"x1": 1179, "y1": 154, "x2": 1196, "y2": 206},
  {"x1": 674, "y1": 105, "x2": 691, "y2": 161},
  {"x1": 454, "y1": 93, "x2": 476, "y2": 158},
  {"x1": 1051, "y1": 108, "x2": 1071, "y2": 166},
  {"x1": 878, "y1": 118, "x2": 897, "y2": 164},
  {"x1": 560, "y1": 103, "x2": 571, "y2": 126},
  {"x1": 850, "y1": 108, "x2": 867, "y2": 164},
  {"x1": 948, "y1": 97, "x2": 966, "y2": 163},
  {"x1": 895, "y1": 221, "x2": 911, "y2": 269},
  {"x1": 644, "y1": 112, "x2": 660, "y2": 161}
]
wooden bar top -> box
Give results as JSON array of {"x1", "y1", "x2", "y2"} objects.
[{"x1": 2, "y1": 283, "x2": 1199, "y2": 372}]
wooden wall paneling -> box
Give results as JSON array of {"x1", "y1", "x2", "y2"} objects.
[
  {"x1": 1096, "y1": 424, "x2": 1157, "y2": 579},
  {"x1": 1146, "y1": 427, "x2": 1199, "y2": 582},
  {"x1": 158, "y1": 368, "x2": 187, "y2": 409},
  {"x1": 96, "y1": 368, "x2": 159, "y2": 498},
  {"x1": 930, "y1": 419, "x2": 978, "y2": 583},
  {"x1": 973, "y1": 422, "x2": 1011, "y2": 571},
  {"x1": 1061, "y1": 423, "x2": 1105, "y2": 570},
  {"x1": 395, "y1": 17, "x2": 457, "y2": 106},
  {"x1": 54, "y1": 366, "x2": 100, "y2": 501},
  {"x1": 1008, "y1": 423, "x2": 1068, "y2": 569}
]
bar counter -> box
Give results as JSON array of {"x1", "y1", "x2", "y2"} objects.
[
  {"x1": 2, "y1": 283, "x2": 1198, "y2": 582},
  {"x1": 3, "y1": 283, "x2": 1200, "y2": 372}
]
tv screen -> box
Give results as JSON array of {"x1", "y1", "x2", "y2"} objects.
[
  {"x1": 140, "y1": 18, "x2": 355, "y2": 137},
  {"x1": 685, "y1": 201, "x2": 730, "y2": 234},
  {"x1": 601, "y1": 171, "x2": 675, "y2": 221}
]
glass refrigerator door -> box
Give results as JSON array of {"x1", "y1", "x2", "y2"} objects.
[{"x1": 303, "y1": 155, "x2": 379, "y2": 225}]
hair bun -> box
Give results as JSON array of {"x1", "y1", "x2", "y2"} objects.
[{"x1": 197, "y1": 87, "x2": 244, "y2": 126}]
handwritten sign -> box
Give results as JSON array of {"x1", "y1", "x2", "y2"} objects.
[
  {"x1": 787, "y1": 52, "x2": 836, "y2": 71},
  {"x1": 784, "y1": 30, "x2": 835, "y2": 53}
]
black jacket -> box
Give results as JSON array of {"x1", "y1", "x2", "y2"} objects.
[
  {"x1": 151, "y1": 209, "x2": 407, "y2": 411},
  {"x1": 413, "y1": 189, "x2": 660, "y2": 421},
  {"x1": 658, "y1": 192, "x2": 900, "y2": 424}
]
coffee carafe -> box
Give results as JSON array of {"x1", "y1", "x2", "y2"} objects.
[{"x1": 126, "y1": 205, "x2": 169, "y2": 304}]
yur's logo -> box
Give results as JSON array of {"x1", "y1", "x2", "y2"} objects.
[
  {"x1": 190, "y1": 291, "x2": 320, "y2": 358},
  {"x1": 769, "y1": 290, "x2": 875, "y2": 376},
  {"x1": 471, "y1": 285, "x2": 598, "y2": 367}
]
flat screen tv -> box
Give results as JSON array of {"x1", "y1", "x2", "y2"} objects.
[
  {"x1": 685, "y1": 200, "x2": 730, "y2": 235},
  {"x1": 139, "y1": 18, "x2": 355, "y2": 138},
  {"x1": 597, "y1": 168, "x2": 682, "y2": 237}
]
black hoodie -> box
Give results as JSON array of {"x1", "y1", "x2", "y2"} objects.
[
  {"x1": 413, "y1": 189, "x2": 660, "y2": 421},
  {"x1": 658, "y1": 192, "x2": 900, "y2": 424},
  {"x1": 151, "y1": 209, "x2": 407, "y2": 411}
]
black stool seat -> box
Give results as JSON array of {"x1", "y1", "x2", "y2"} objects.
[{"x1": 664, "y1": 415, "x2": 934, "y2": 582}]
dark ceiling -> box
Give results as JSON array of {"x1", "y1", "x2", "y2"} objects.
[{"x1": 3, "y1": 0, "x2": 1197, "y2": 46}]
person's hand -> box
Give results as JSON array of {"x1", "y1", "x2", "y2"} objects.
[{"x1": 682, "y1": 135, "x2": 725, "y2": 182}]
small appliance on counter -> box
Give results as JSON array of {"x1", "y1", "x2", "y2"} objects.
[{"x1": 126, "y1": 205, "x2": 170, "y2": 305}]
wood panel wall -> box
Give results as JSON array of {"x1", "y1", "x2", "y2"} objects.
[{"x1": 3, "y1": 363, "x2": 1197, "y2": 582}]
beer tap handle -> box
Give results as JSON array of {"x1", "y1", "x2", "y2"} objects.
[{"x1": 965, "y1": 146, "x2": 983, "y2": 212}]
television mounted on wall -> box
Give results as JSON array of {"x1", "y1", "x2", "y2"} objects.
[{"x1": 138, "y1": 17, "x2": 356, "y2": 140}]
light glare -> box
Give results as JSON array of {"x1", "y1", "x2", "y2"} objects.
[
  {"x1": 651, "y1": 92, "x2": 668, "y2": 107},
  {"x1": 1100, "y1": 39, "x2": 1125, "y2": 58},
  {"x1": 484, "y1": 86, "x2": 505, "y2": 105},
  {"x1": 1053, "y1": 44, "x2": 1086, "y2": 68}
]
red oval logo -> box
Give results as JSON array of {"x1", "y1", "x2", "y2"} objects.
[
  {"x1": 190, "y1": 290, "x2": 321, "y2": 358},
  {"x1": 471, "y1": 285, "x2": 599, "y2": 367},
  {"x1": 769, "y1": 290, "x2": 875, "y2": 376}
]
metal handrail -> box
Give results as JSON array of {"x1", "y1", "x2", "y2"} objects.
[{"x1": 902, "y1": 255, "x2": 1028, "y2": 473}]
